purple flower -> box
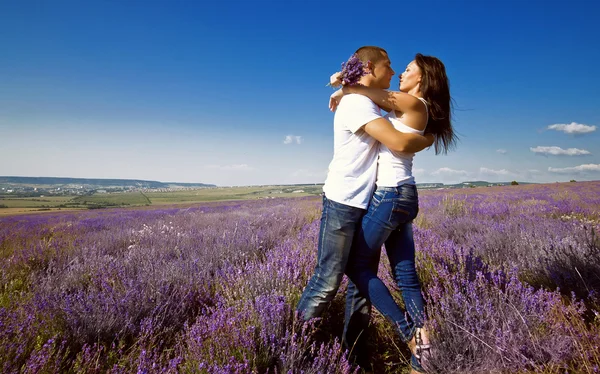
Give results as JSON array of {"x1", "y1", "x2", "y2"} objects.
[{"x1": 340, "y1": 53, "x2": 367, "y2": 86}]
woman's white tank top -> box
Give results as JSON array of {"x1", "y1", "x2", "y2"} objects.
[{"x1": 375, "y1": 98, "x2": 428, "y2": 187}]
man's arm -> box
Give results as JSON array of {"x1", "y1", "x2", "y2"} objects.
[{"x1": 363, "y1": 118, "x2": 434, "y2": 153}]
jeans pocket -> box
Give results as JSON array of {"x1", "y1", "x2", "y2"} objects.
[{"x1": 390, "y1": 200, "x2": 418, "y2": 226}]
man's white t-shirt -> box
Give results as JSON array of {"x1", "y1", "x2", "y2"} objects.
[{"x1": 322, "y1": 94, "x2": 382, "y2": 209}]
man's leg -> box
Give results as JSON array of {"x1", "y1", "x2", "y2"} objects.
[
  {"x1": 296, "y1": 196, "x2": 365, "y2": 320},
  {"x1": 342, "y1": 272, "x2": 375, "y2": 370}
]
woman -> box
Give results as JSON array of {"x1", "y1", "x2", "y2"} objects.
[{"x1": 330, "y1": 53, "x2": 456, "y2": 373}]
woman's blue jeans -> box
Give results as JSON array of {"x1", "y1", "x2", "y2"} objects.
[{"x1": 346, "y1": 184, "x2": 425, "y2": 342}]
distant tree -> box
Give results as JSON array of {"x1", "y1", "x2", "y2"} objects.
[
  {"x1": 511, "y1": 180, "x2": 519, "y2": 185},
  {"x1": 570, "y1": 179, "x2": 576, "y2": 182}
]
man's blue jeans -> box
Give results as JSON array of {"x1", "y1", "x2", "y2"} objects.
[
  {"x1": 346, "y1": 184, "x2": 425, "y2": 342},
  {"x1": 296, "y1": 195, "x2": 371, "y2": 355}
]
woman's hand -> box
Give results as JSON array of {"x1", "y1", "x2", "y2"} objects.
[
  {"x1": 329, "y1": 89, "x2": 344, "y2": 112},
  {"x1": 329, "y1": 72, "x2": 343, "y2": 87}
]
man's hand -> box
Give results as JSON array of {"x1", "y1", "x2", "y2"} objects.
[
  {"x1": 363, "y1": 118, "x2": 435, "y2": 153},
  {"x1": 424, "y1": 133, "x2": 435, "y2": 148},
  {"x1": 329, "y1": 89, "x2": 344, "y2": 112}
]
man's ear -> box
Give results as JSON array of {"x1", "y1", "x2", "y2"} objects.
[{"x1": 364, "y1": 61, "x2": 373, "y2": 74}]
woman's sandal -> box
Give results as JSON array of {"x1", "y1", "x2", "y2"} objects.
[{"x1": 409, "y1": 327, "x2": 432, "y2": 373}]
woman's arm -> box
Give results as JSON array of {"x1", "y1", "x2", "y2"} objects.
[
  {"x1": 329, "y1": 89, "x2": 344, "y2": 111},
  {"x1": 343, "y1": 85, "x2": 425, "y2": 115},
  {"x1": 328, "y1": 88, "x2": 395, "y2": 113}
]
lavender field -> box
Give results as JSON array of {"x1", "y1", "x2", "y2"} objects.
[{"x1": 1, "y1": 182, "x2": 600, "y2": 373}]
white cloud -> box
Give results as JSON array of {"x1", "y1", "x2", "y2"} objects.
[
  {"x1": 547, "y1": 122, "x2": 596, "y2": 134},
  {"x1": 496, "y1": 149, "x2": 508, "y2": 155},
  {"x1": 530, "y1": 146, "x2": 591, "y2": 156},
  {"x1": 479, "y1": 167, "x2": 511, "y2": 176},
  {"x1": 206, "y1": 164, "x2": 255, "y2": 172},
  {"x1": 431, "y1": 167, "x2": 469, "y2": 176},
  {"x1": 548, "y1": 164, "x2": 600, "y2": 174},
  {"x1": 284, "y1": 135, "x2": 303, "y2": 144},
  {"x1": 413, "y1": 168, "x2": 426, "y2": 175}
]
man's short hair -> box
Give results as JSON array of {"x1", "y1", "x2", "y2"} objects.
[{"x1": 355, "y1": 46, "x2": 388, "y2": 65}]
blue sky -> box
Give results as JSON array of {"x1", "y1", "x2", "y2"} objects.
[{"x1": 1, "y1": 0, "x2": 599, "y2": 186}]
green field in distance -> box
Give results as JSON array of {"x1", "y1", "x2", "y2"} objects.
[{"x1": 0, "y1": 185, "x2": 323, "y2": 216}]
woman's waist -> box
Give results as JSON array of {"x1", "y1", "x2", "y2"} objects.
[
  {"x1": 375, "y1": 183, "x2": 417, "y2": 193},
  {"x1": 375, "y1": 183, "x2": 418, "y2": 198},
  {"x1": 377, "y1": 150, "x2": 415, "y2": 168},
  {"x1": 371, "y1": 183, "x2": 419, "y2": 204},
  {"x1": 375, "y1": 162, "x2": 416, "y2": 186}
]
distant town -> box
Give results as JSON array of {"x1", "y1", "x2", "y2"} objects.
[
  {"x1": 0, "y1": 176, "x2": 216, "y2": 197},
  {"x1": 0, "y1": 184, "x2": 211, "y2": 197}
]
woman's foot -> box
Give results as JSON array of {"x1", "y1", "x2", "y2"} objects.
[{"x1": 408, "y1": 327, "x2": 432, "y2": 373}]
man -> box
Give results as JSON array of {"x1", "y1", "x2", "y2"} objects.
[{"x1": 296, "y1": 46, "x2": 434, "y2": 368}]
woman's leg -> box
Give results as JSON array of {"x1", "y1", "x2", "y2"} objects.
[
  {"x1": 385, "y1": 223, "x2": 426, "y2": 332},
  {"x1": 346, "y1": 189, "x2": 415, "y2": 341},
  {"x1": 386, "y1": 223, "x2": 431, "y2": 373}
]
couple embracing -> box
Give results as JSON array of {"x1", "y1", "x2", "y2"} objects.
[{"x1": 297, "y1": 46, "x2": 457, "y2": 373}]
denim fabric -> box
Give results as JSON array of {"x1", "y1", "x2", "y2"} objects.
[
  {"x1": 346, "y1": 184, "x2": 425, "y2": 342},
  {"x1": 296, "y1": 196, "x2": 371, "y2": 355}
]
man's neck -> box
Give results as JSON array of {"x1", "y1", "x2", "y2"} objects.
[{"x1": 358, "y1": 76, "x2": 379, "y2": 88}]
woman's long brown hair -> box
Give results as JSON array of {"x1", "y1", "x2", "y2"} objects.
[{"x1": 415, "y1": 53, "x2": 457, "y2": 154}]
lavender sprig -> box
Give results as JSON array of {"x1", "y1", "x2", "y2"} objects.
[
  {"x1": 327, "y1": 53, "x2": 367, "y2": 87},
  {"x1": 341, "y1": 54, "x2": 366, "y2": 85}
]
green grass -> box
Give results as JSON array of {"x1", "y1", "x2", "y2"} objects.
[
  {"x1": 0, "y1": 196, "x2": 73, "y2": 208},
  {"x1": 72, "y1": 191, "x2": 151, "y2": 206},
  {"x1": 146, "y1": 185, "x2": 323, "y2": 204}
]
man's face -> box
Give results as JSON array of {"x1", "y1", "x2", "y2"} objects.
[{"x1": 371, "y1": 54, "x2": 395, "y2": 89}]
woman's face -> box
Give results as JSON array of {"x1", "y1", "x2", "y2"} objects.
[{"x1": 399, "y1": 60, "x2": 422, "y2": 92}]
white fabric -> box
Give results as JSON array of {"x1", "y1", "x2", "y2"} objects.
[
  {"x1": 376, "y1": 99, "x2": 428, "y2": 187},
  {"x1": 323, "y1": 94, "x2": 382, "y2": 209}
]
